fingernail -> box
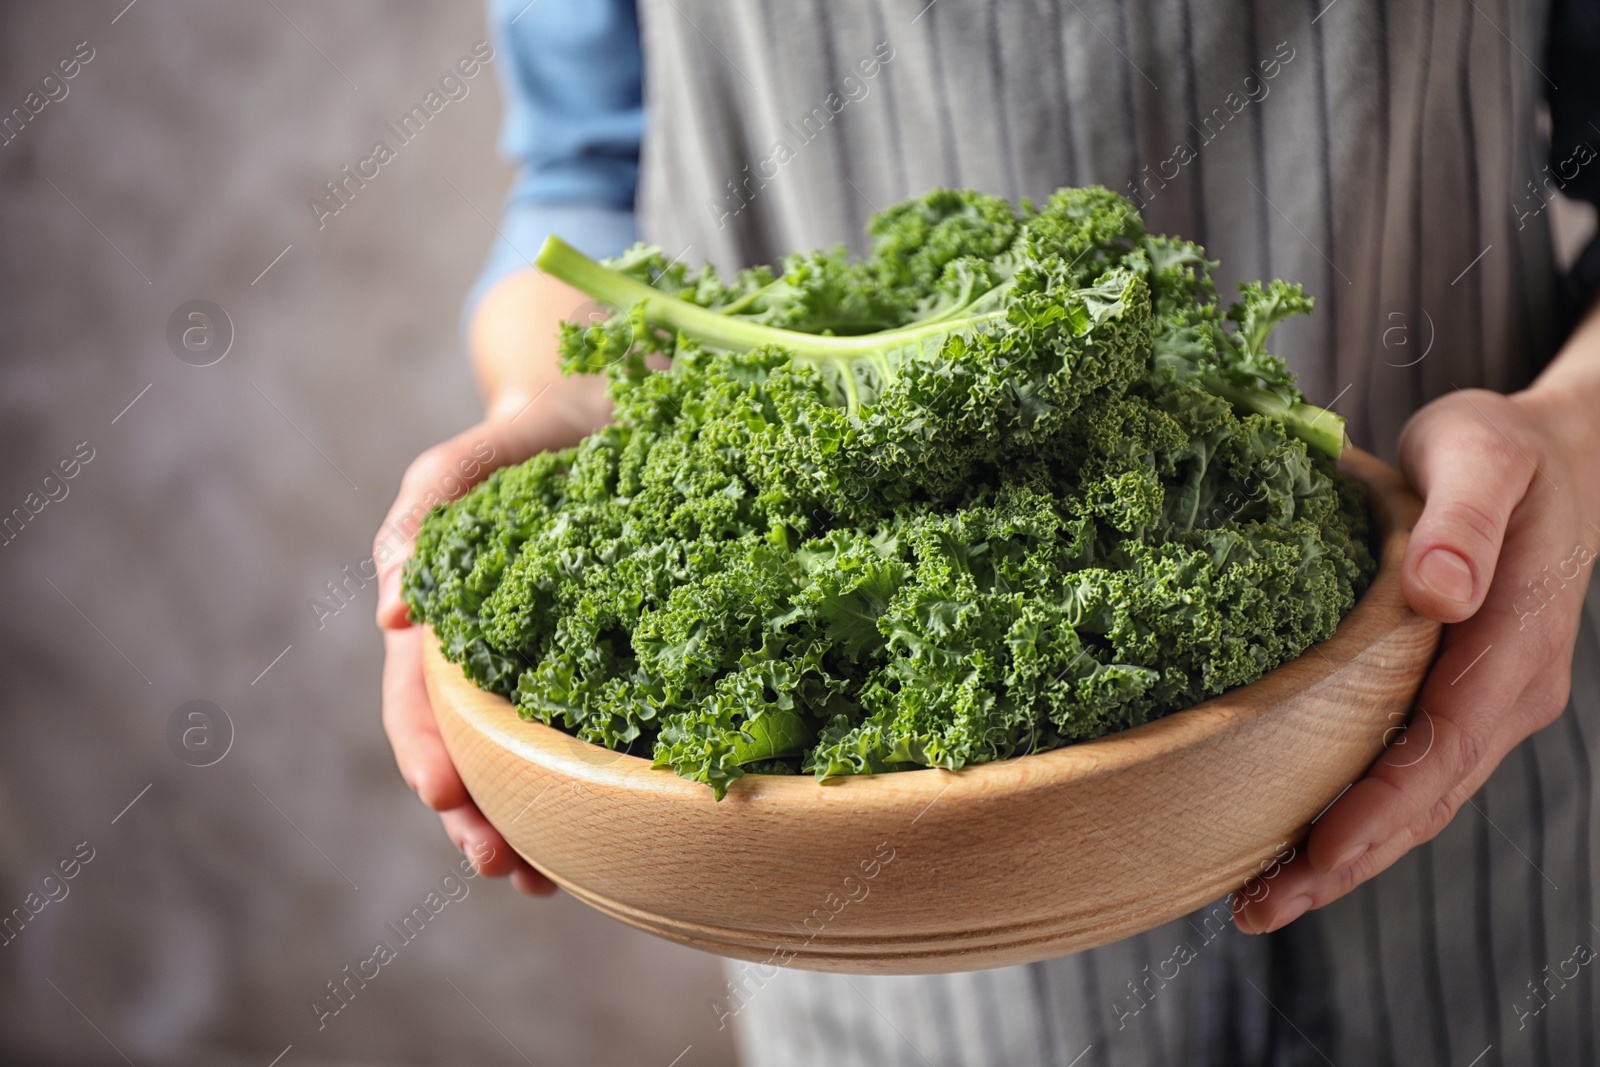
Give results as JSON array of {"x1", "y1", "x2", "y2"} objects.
[
  {"x1": 1265, "y1": 894, "x2": 1313, "y2": 933},
  {"x1": 1417, "y1": 548, "x2": 1474, "y2": 604},
  {"x1": 1331, "y1": 841, "x2": 1368, "y2": 871}
]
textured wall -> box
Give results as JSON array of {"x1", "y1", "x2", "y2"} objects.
[{"x1": 0, "y1": 3, "x2": 735, "y2": 1065}]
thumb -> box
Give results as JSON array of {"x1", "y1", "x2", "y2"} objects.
[
  {"x1": 1397, "y1": 391, "x2": 1534, "y2": 624},
  {"x1": 373, "y1": 387, "x2": 603, "y2": 631},
  {"x1": 373, "y1": 419, "x2": 514, "y2": 630}
]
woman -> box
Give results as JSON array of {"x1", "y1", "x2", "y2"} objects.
[{"x1": 376, "y1": 0, "x2": 1600, "y2": 1062}]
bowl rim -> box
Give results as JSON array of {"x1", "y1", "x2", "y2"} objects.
[{"x1": 425, "y1": 446, "x2": 1418, "y2": 810}]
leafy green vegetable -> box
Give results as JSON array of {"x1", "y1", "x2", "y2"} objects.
[{"x1": 405, "y1": 186, "x2": 1374, "y2": 798}]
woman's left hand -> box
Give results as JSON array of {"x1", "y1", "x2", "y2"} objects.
[{"x1": 1235, "y1": 377, "x2": 1600, "y2": 934}]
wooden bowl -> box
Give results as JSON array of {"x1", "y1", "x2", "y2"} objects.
[{"x1": 424, "y1": 447, "x2": 1441, "y2": 974}]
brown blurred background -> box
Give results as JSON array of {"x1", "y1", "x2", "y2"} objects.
[
  {"x1": 0, "y1": 3, "x2": 735, "y2": 1065},
  {"x1": 4, "y1": 5, "x2": 1597, "y2": 1067}
]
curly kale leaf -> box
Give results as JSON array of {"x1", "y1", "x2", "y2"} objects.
[{"x1": 404, "y1": 186, "x2": 1376, "y2": 797}]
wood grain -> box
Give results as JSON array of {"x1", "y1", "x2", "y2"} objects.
[{"x1": 425, "y1": 447, "x2": 1441, "y2": 974}]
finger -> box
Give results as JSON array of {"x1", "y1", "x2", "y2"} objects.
[
  {"x1": 1234, "y1": 835, "x2": 1388, "y2": 934},
  {"x1": 511, "y1": 865, "x2": 560, "y2": 897},
  {"x1": 385, "y1": 628, "x2": 558, "y2": 897},
  {"x1": 439, "y1": 804, "x2": 516, "y2": 876},
  {"x1": 373, "y1": 389, "x2": 614, "y2": 630},
  {"x1": 1238, "y1": 708, "x2": 1511, "y2": 935},
  {"x1": 374, "y1": 421, "x2": 515, "y2": 630},
  {"x1": 1300, "y1": 692, "x2": 1499, "y2": 877},
  {"x1": 1397, "y1": 390, "x2": 1537, "y2": 623},
  {"x1": 1305, "y1": 461, "x2": 1582, "y2": 878},
  {"x1": 1232, "y1": 848, "x2": 1317, "y2": 934},
  {"x1": 1249, "y1": 532, "x2": 1586, "y2": 930},
  {"x1": 1301, "y1": 622, "x2": 1554, "y2": 879},
  {"x1": 1236, "y1": 674, "x2": 1566, "y2": 934},
  {"x1": 382, "y1": 628, "x2": 470, "y2": 812},
  {"x1": 439, "y1": 805, "x2": 557, "y2": 896}
]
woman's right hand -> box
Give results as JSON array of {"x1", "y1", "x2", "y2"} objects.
[{"x1": 374, "y1": 269, "x2": 609, "y2": 896}]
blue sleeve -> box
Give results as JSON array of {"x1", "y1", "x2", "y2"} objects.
[{"x1": 465, "y1": 0, "x2": 643, "y2": 326}]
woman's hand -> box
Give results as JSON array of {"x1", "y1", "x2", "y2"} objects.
[
  {"x1": 375, "y1": 269, "x2": 608, "y2": 896},
  {"x1": 1235, "y1": 311, "x2": 1600, "y2": 933}
]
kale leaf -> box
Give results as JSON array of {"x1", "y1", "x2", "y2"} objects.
[{"x1": 404, "y1": 187, "x2": 1374, "y2": 797}]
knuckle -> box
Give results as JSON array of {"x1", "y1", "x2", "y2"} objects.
[
  {"x1": 1530, "y1": 684, "x2": 1571, "y2": 730},
  {"x1": 1388, "y1": 719, "x2": 1485, "y2": 837},
  {"x1": 1458, "y1": 414, "x2": 1524, "y2": 471},
  {"x1": 1335, "y1": 852, "x2": 1378, "y2": 895},
  {"x1": 1441, "y1": 715, "x2": 1486, "y2": 784},
  {"x1": 1431, "y1": 787, "x2": 1466, "y2": 833},
  {"x1": 1532, "y1": 612, "x2": 1579, "y2": 660},
  {"x1": 1403, "y1": 398, "x2": 1535, "y2": 523},
  {"x1": 423, "y1": 789, "x2": 454, "y2": 814},
  {"x1": 1416, "y1": 788, "x2": 1466, "y2": 844},
  {"x1": 1433, "y1": 497, "x2": 1506, "y2": 555},
  {"x1": 402, "y1": 448, "x2": 447, "y2": 492}
]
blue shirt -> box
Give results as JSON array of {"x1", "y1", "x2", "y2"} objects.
[{"x1": 467, "y1": 0, "x2": 643, "y2": 322}]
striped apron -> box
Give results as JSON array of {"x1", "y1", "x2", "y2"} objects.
[{"x1": 632, "y1": 2, "x2": 1600, "y2": 1063}]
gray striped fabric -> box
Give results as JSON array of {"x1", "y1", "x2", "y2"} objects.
[{"x1": 632, "y1": 2, "x2": 1599, "y2": 1064}]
